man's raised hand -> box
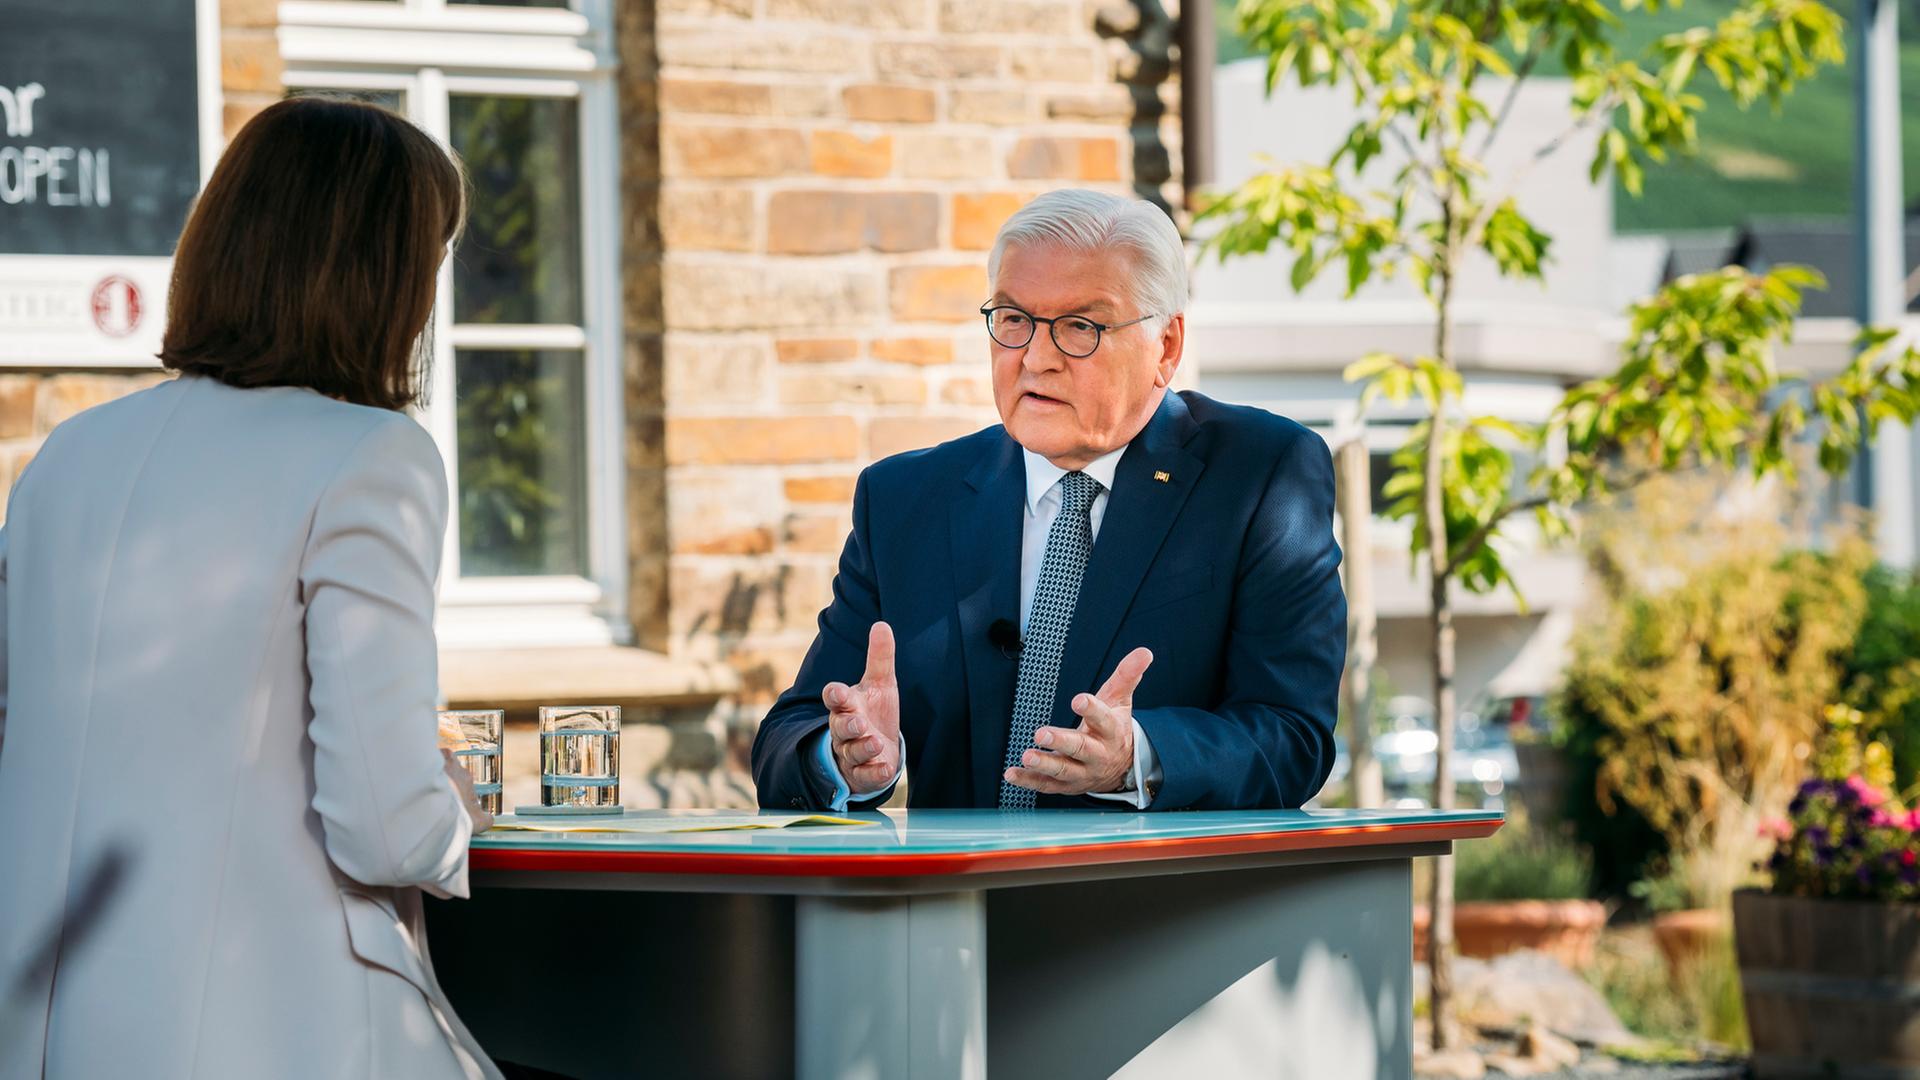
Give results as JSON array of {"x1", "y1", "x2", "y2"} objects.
[
  {"x1": 823, "y1": 621, "x2": 903, "y2": 796},
  {"x1": 1003, "y1": 646, "x2": 1153, "y2": 797}
]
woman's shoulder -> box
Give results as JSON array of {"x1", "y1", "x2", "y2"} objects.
[
  {"x1": 186, "y1": 375, "x2": 442, "y2": 466},
  {"x1": 28, "y1": 375, "x2": 442, "y2": 499}
]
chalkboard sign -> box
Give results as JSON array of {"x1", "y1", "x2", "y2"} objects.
[{"x1": 0, "y1": 0, "x2": 201, "y2": 257}]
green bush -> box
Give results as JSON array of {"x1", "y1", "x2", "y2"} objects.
[
  {"x1": 1842, "y1": 566, "x2": 1920, "y2": 795},
  {"x1": 1455, "y1": 819, "x2": 1595, "y2": 902},
  {"x1": 1552, "y1": 476, "x2": 1872, "y2": 908}
]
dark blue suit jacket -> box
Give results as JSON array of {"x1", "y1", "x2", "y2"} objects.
[{"x1": 751, "y1": 390, "x2": 1346, "y2": 811}]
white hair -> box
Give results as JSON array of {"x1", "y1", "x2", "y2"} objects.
[{"x1": 986, "y1": 189, "x2": 1189, "y2": 322}]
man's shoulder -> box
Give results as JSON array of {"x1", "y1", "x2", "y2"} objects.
[
  {"x1": 1178, "y1": 390, "x2": 1328, "y2": 462},
  {"x1": 861, "y1": 422, "x2": 1010, "y2": 492}
]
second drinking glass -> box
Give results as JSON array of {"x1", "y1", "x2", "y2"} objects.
[{"x1": 538, "y1": 705, "x2": 621, "y2": 808}]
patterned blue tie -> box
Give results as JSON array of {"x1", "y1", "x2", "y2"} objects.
[{"x1": 1000, "y1": 471, "x2": 1102, "y2": 809}]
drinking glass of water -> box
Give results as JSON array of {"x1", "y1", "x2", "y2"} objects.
[
  {"x1": 437, "y1": 709, "x2": 504, "y2": 814},
  {"x1": 538, "y1": 705, "x2": 621, "y2": 808}
]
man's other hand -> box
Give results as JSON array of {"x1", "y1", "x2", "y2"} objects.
[{"x1": 824, "y1": 621, "x2": 904, "y2": 796}]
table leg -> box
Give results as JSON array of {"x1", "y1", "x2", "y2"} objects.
[{"x1": 795, "y1": 890, "x2": 987, "y2": 1080}]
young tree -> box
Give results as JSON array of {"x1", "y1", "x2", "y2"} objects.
[{"x1": 1196, "y1": 0, "x2": 1920, "y2": 1050}]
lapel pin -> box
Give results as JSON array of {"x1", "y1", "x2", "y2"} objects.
[{"x1": 1153, "y1": 470, "x2": 1171, "y2": 483}]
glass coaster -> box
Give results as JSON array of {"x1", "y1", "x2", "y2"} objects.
[{"x1": 513, "y1": 804, "x2": 627, "y2": 817}]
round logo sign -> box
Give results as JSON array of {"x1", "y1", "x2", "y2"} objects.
[{"x1": 90, "y1": 276, "x2": 143, "y2": 338}]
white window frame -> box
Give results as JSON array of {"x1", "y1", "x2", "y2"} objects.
[{"x1": 281, "y1": 0, "x2": 628, "y2": 649}]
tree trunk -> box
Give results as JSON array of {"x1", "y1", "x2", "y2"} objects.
[
  {"x1": 1336, "y1": 438, "x2": 1384, "y2": 808},
  {"x1": 1425, "y1": 253, "x2": 1459, "y2": 1052}
]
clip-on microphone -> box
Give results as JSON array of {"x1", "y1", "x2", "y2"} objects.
[{"x1": 987, "y1": 619, "x2": 1024, "y2": 660}]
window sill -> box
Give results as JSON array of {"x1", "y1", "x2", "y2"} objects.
[{"x1": 439, "y1": 644, "x2": 740, "y2": 713}]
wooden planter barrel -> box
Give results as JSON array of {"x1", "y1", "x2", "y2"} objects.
[{"x1": 1733, "y1": 888, "x2": 1920, "y2": 1079}]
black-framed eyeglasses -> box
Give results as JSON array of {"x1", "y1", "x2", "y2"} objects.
[{"x1": 979, "y1": 303, "x2": 1160, "y2": 359}]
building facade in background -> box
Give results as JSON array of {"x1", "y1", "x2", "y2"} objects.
[{"x1": 0, "y1": 0, "x2": 1183, "y2": 806}]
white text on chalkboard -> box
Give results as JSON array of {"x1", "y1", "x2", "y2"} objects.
[{"x1": 0, "y1": 82, "x2": 112, "y2": 209}]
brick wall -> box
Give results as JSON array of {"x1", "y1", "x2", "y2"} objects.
[
  {"x1": 0, "y1": 1, "x2": 282, "y2": 524},
  {"x1": 635, "y1": 0, "x2": 1185, "y2": 705}
]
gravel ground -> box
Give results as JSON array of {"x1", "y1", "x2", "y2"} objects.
[{"x1": 1475, "y1": 1056, "x2": 1749, "y2": 1080}]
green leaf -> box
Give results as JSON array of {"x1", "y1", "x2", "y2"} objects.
[{"x1": 1344, "y1": 352, "x2": 1400, "y2": 384}]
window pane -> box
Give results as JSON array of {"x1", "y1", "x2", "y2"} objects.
[
  {"x1": 450, "y1": 95, "x2": 583, "y2": 325},
  {"x1": 456, "y1": 349, "x2": 588, "y2": 578},
  {"x1": 285, "y1": 87, "x2": 406, "y2": 113}
]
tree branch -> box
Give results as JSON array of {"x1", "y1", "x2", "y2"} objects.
[
  {"x1": 1473, "y1": 27, "x2": 1548, "y2": 161},
  {"x1": 1324, "y1": 31, "x2": 1433, "y2": 177},
  {"x1": 1450, "y1": 493, "x2": 1554, "y2": 570},
  {"x1": 1468, "y1": 89, "x2": 1622, "y2": 243}
]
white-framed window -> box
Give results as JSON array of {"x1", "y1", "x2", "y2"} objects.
[{"x1": 280, "y1": 0, "x2": 627, "y2": 649}]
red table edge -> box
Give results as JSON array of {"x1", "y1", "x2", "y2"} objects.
[{"x1": 469, "y1": 818, "x2": 1504, "y2": 878}]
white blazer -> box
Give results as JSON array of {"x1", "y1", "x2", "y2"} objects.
[{"x1": 0, "y1": 374, "x2": 500, "y2": 1080}]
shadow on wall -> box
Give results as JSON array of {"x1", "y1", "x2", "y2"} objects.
[{"x1": 1098, "y1": 0, "x2": 1179, "y2": 213}]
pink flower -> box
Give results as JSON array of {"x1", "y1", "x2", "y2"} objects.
[
  {"x1": 1871, "y1": 810, "x2": 1898, "y2": 828},
  {"x1": 1759, "y1": 817, "x2": 1794, "y2": 840},
  {"x1": 1906, "y1": 850, "x2": 1918, "y2": 868},
  {"x1": 1846, "y1": 776, "x2": 1888, "y2": 808},
  {"x1": 1906, "y1": 809, "x2": 1920, "y2": 831}
]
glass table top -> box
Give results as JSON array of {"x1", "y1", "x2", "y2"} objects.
[{"x1": 470, "y1": 807, "x2": 1505, "y2": 858}]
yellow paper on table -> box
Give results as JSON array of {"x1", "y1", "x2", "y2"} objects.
[{"x1": 488, "y1": 813, "x2": 874, "y2": 834}]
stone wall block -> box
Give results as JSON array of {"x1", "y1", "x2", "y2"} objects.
[
  {"x1": 872, "y1": 336, "x2": 958, "y2": 365},
  {"x1": 660, "y1": 187, "x2": 757, "y2": 251},
  {"x1": 776, "y1": 338, "x2": 861, "y2": 364},
  {"x1": 939, "y1": 0, "x2": 1078, "y2": 35},
  {"x1": 778, "y1": 372, "x2": 929, "y2": 406},
  {"x1": 844, "y1": 83, "x2": 937, "y2": 123},
  {"x1": 659, "y1": 30, "x2": 868, "y2": 74},
  {"x1": 889, "y1": 266, "x2": 989, "y2": 323},
  {"x1": 1010, "y1": 44, "x2": 1104, "y2": 81},
  {"x1": 952, "y1": 191, "x2": 1026, "y2": 249},
  {"x1": 660, "y1": 78, "x2": 773, "y2": 116},
  {"x1": 870, "y1": 415, "x2": 988, "y2": 457},
  {"x1": 810, "y1": 130, "x2": 894, "y2": 178},
  {"x1": 666, "y1": 416, "x2": 861, "y2": 465},
  {"x1": 665, "y1": 261, "x2": 883, "y2": 331},
  {"x1": 663, "y1": 335, "x2": 770, "y2": 406},
  {"x1": 1006, "y1": 135, "x2": 1121, "y2": 179},
  {"x1": 220, "y1": 30, "x2": 282, "y2": 94},
  {"x1": 874, "y1": 41, "x2": 1002, "y2": 80},
  {"x1": 896, "y1": 133, "x2": 998, "y2": 180},
  {"x1": 765, "y1": 0, "x2": 929, "y2": 30},
  {"x1": 669, "y1": 471, "x2": 784, "y2": 554},
  {"x1": 784, "y1": 474, "x2": 858, "y2": 503},
  {"x1": 663, "y1": 124, "x2": 810, "y2": 178}
]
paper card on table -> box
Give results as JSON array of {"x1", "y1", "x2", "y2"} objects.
[{"x1": 487, "y1": 813, "x2": 875, "y2": 834}]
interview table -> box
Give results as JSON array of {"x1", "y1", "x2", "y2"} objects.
[{"x1": 425, "y1": 807, "x2": 1502, "y2": 1080}]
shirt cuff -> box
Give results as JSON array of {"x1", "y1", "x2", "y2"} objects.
[
  {"x1": 1086, "y1": 719, "x2": 1160, "y2": 809},
  {"x1": 807, "y1": 725, "x2": 904, "y2": 813}
]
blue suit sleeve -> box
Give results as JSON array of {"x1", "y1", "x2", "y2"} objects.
[
  {"x1": 1132, "y1": 428, "x2": 1346, "y2": 810},
  {"x1": 752, "y1": 468, "x2": 887, "y2": 810}
]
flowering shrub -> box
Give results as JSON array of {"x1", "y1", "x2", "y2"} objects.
[{"x1": 1765, "y1": 775, "x2": 1920, "y2": 902}]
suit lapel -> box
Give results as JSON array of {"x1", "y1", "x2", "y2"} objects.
[
  {"x1": 951, "y1": 432, "x2": 1025, "y2": 808},
  {"x1": 1052, "y1": 392, "x2": 1205, "y2": 727}
]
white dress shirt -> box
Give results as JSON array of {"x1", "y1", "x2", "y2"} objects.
[{"x1": 814, "y1": 444, "x2": 1162, "y2": 809}]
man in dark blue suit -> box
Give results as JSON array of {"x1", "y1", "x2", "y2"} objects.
[{"x1": 752, "y1": 189, "x2": 1346, "y2": 812}]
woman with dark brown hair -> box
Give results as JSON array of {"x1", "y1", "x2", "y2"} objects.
[{"x1": 0, "y1": 97, "x2": 502, "y2": 1080}]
